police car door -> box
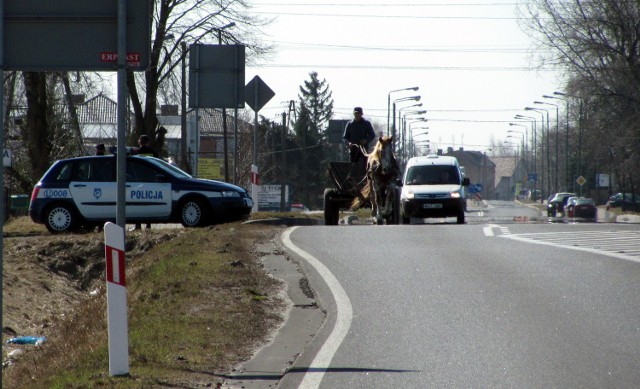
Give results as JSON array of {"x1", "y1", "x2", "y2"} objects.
[
  {"x1": 126, "y1": 158, "x2": 172, "y2": 218},
  {"x1": 68, "y1": 158, "x2": 116, "y2": 219}
]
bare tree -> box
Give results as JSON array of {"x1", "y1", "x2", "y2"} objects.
[
  {"x1": 520, "y1": 1, "x2": 640, "y2": 195},
  {"x1": 126, "y1": 0, "x2": 273, "y2": 158}
]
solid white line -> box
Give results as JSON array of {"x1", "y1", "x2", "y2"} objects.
[{"x1": 281, "y1": 227, "x2": 353, "y2": 389}]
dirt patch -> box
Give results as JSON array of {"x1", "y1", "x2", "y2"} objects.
[{"x1": 2, "y1": 229, "x2": 181, "y2": 343}]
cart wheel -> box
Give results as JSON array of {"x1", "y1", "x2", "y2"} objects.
[{"x1": 323, "y1": 189, "x2": 339, "y2": 225}]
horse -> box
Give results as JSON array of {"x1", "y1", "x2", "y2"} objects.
[{"x1": 350, "y1": 135, "x2": 400, "y2": 224}]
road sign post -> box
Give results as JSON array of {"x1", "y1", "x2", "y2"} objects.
[{"x1": 245, "y1": 76, "x2": 275, "y2": 208}]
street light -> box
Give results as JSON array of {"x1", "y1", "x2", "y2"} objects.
[
  {"x1": 392, "y1": 95, "x2": 421, "y2": 153},
  {"x1": 508, "y1": 126, "x2": 526, "y2": 172},
  {"x1": 399, "y1": 109, "x2": 426, "y2": 163},
  {"x1": 388, "y1": 86, "x2": 419, "y2": 135},
  {"x1": 397, "y1": 102, "x2": 423, "y2": 144},
  {"x1": 525, "y1": 107, "x2": 548, "y2": 201},
  {"x1": 535, "y1": 100, "x2": 559, "y2": 192},
  {"x1": 514, "y1": 115, "x2": 537, "y2": 192},
  {"x1": 407, "y1": 119, "x2": 428, "y2": 158},
  {"x1": 544, "y1": 94, "x2": 569, "y2": 190}
]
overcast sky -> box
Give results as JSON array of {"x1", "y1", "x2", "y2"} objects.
[{"x1": 245, "y1": 0, "x2": 562, "y2": 153}]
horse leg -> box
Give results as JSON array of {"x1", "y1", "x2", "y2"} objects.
[
  {"x1": 383, "y1": 184, "x2": 398, "y2": 218},
  {"x1": 373, "y1": 181, "x2": 384, "y2": 225},
  {"x1": 368, "y1": 179, "x2": 378, "y2": 223}
]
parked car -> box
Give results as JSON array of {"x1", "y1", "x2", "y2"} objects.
[
  {"x1": 29, "y1": 155, "x2": 254, "y2": 233},
  {"x1": 606, "y1": 192, "x2": 640, "y2": 211},
  {"x1": 529, "y1": 189, "x2": 542, "y2": 201},
  {"x1": 547, "y1": 192, "x2": 577, "y2": 217},
  {"x1": 571, "y1": 197, "x2": 597, "y2": 221},
  {"x1": 563, "y1": 196, "x2": 579, "y2": 217},
  {"x1": 290, "y1": 203, "x2": 309, "y2": 212},
  {"x1": 516, "y1": 189, "x2": 530, "y2": 201}
]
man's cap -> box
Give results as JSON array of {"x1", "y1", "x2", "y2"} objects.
[
  {"x1": 96, "y1": 143, "x2": 105, "y2": 150},
  {"x1": 353, "y1": 107, "x2": 363, "y2": 113}
]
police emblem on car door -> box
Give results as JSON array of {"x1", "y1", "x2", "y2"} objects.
[
  {"x1": 125, "y1": 159, "x2": 171, "y2": 218},
  {"x1": 68, "y1": 159, "x2": 116, "y2": 219}
]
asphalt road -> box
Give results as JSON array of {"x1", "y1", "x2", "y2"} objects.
[
  {"x1": 281, "y1": 204, "x2": 640, "y2": 388},
  {"x1": 225, "y1": 201, "x2": 640, "y2": 388}
]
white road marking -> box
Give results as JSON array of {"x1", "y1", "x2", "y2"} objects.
[
  {"x1": 282, "y1": 227, "x2": 353, "y2": 389},
  {"x1": 496, "y1": 228, "x2": 640, "y2": 264}
]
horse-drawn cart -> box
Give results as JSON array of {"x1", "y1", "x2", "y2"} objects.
[
  {"x1": 323, "y1": 160, "x2": 400, "y2": 225},
  {"x1": 323, "y1": 162, "x2": 365, "y2": 225}
]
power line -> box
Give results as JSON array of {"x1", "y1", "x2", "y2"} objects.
[
  {"x1": 269, "y1": 40, "x2": 538, "y2": 54},
  {"x1": 253, "y1": 11, "x2": 526, "y2": 20},
  {"x1": 255, "y1": 2, "x2": 522, "y2": 6},
  {"x1": 251, "y1": 63, "x2": 557, "y2": 71}
]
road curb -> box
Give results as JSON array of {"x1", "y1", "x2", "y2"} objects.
[{"x1": 221, "y1": 241, "x2": 324, "y2": 389}]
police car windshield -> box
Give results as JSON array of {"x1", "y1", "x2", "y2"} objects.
[{"x1": 143, "y1": 157, "x2": 192, "y2": 179}]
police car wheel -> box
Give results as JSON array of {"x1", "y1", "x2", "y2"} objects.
[
  {"x1": 45, "y1": 204, "x2": 77, "y2": 233},
  {"x1": 180, "y1": 199, "x2": 205, "y2": 227}
]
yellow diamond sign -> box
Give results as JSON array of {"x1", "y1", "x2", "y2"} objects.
[{"x1": 576, "y1": 175, "x2": 587, "y2": 186}]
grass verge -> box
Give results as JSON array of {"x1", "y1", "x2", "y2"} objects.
[{"x1": 3, "y1": 222, "x2": 287, "y2": 388}]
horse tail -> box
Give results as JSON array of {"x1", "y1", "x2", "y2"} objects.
[{"x1": 350, "y1": 180, "x2": 371, "y2": 210}]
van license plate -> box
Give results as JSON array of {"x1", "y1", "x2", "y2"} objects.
[{"x1": 423, "y1": 203, "x2": 442, "y2": 209}]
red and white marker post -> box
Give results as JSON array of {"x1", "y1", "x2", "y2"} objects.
[{"x1": 104, "y1": 222, "x2": 129, "y2": 376}]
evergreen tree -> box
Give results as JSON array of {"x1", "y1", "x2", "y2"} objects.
[{"x1": 292, "y1": 72, "x2": 334, "y2": 208}]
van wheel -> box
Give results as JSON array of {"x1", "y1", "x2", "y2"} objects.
[{"x1": 457, "y1": 209, "x2": 465, "y2": 224}]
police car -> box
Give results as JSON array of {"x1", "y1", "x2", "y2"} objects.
[{"x1": 29, "y1": 155, "x2": 254, "y2": 233}]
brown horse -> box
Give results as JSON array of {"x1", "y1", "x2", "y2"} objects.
[{"x1": 350, "y1": 135, "x2": 400, "y2": 224}]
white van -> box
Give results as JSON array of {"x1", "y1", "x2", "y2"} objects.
[{"x1": 399, "y1": 155, "x2": 470, "y2": 224}]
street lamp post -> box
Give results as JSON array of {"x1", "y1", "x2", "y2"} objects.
[
  {"x1": 400, "y1": 111, "x2": 426, "y2": 164},
  {"x1": 396, "y1": 103, "x2": 422, "y2": 158},
  {"x1": 535, "y1": 100, "x2": 559, "y2": 193},
  {"x1": 508, "y1": 126, "x2": 526, "y2": 173},
  {"x1": 392, "y1": 95, "x2": 421, "y2": 153},
  {"x1": 515, "y1": 115, "x2": 537, "y2": 198},
  {"x1": 554, "y1": 91, "x2": 584, "y2": 191},
  {"x1": 388, "y1": 86, "x2": 419, "y2": 136},
  {"x1": 525, "y1": 107, "x2": 547, "y2": 201},
  {"x1": 409, "y1": 122, "x2": 428, "y2": 158},
  {"x1": 544, "y1": 94, "x2": 570, "y2": 191}
]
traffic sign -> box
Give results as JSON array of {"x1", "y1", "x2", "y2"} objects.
[
  {"x1": 245, "y1": 76, "x2": 275, "y2": 112},
  {"x1": 188, "y1": 44, "x2": 246, "y2": 109},
  {"x1": 3, "y1": 0, "x2": 150, "y2": 71},
  {"x1": 576, "y1": 175, "x2": 587, "y2": 186},
  {"x1": 3, "y1": 149, "x2": 11, "y2": 167}
]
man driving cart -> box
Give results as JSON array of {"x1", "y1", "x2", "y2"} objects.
[{"x1": 342, "y1": 106, "x2": 375, "y2": 177}]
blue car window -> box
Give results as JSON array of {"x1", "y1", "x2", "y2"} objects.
[
  {"x1": 54, "y1": 162, "x2": 73, "y2": 182},
  {"x1": 127, "y1": 160, "x2": 163, "y2": 182},
  {"x1": 93, "y1": 159, "x2": 115, "y2": 182}
]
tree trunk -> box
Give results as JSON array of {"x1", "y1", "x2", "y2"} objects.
[
  {"x1": 60, "y1": 72, "x2": 84, "y2": 153},
  {"x1": 22, "y1": 72, "x2": 53, "y2": 182}
]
